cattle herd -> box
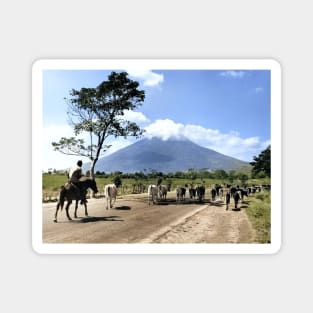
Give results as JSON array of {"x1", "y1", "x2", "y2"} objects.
[
  {"x1": 54, "y1": 180, "x2": 270, "y2": 222},
  {"x1": 147, "y1": 183, "x2": 271, "y2": 210},
  {"x1": 95, "y1": 182, "x2": 270, "y2": 210}
]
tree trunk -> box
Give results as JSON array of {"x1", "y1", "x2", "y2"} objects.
[
  {"x1": 89, "y1": 159, "x2": 97, "y2": 198},
  {"x1": 90, "y1": 159, "x2": 96, "y2": 179}
]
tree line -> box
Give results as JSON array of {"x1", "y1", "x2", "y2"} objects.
[{"x1": 92, "y1": 167, "x2": 267, "y2": 186}]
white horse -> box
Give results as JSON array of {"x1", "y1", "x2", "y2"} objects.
[
  {"x1": 104, "y1": 183, "x2": 117, "y2": 209},
  {"x1": 148, "y1": 185, "x2": 158, "y2": 205}
]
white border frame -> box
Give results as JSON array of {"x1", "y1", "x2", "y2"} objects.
[{"x1": 32, "y1": 59, "x2": 281, "y2": 254}]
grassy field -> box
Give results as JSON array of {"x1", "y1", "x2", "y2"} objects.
[{"x1": 244, "y1": 191, "x2": 271, "y2": 243}]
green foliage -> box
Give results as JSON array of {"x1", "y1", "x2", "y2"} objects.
[
  {"x1": 214, "y1": 169, "x2": 228, "y2": 179},
  {"x1": 51, "y1": 137, "x2": 96, "y2": 157},
  {"x1": 250, "y1": 146, "x2": 271, "y2": 178},
  {"x1": 237, "y1": 172, "x2": 249, "y2": 185},
  {"x1": 255, "y1": 171, "x2": 266, "y2": 179},
  {"x1": 228, "y1": 170, "x2": 237, "y2": 183},
  {"x1": 186, "y1": 168, "x2": 198, "y2": 180}
]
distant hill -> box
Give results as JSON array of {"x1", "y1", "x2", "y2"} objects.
[{"x1": 89, "y1": 137, "x2": 250, "y2": 174}]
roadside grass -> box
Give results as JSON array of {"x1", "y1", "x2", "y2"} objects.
[{"x1": 245, "y1": 191, "x2": 271, "y2": 243}]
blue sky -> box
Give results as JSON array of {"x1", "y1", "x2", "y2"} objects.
[{"x1": 42, "y1": 69, "x2": 271, "y2": 171}]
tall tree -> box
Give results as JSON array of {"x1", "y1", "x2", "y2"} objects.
[
  {"x1": 250, "y1": 145, "x2": 271, "y2": 178},
  {"x1": 52, "y1": 71, "x2": 145, "y2": 177}
]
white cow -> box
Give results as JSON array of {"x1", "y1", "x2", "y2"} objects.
[
  {"x1": 104, "y1": 183, "x2": 117, "y2": 209},
  {"x1": 148, "y1": 185, "x2": 158, "y2": 205}
]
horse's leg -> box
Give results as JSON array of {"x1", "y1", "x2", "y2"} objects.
[
  {"x1": 65, "y1": 200, "x2": 72, "y2": 220},
  {"x1": 74, "y1": 200, "x2": 79, "y2": 218},
  {"x1": 110, "y1": 198, "x2": 115, "y2": 209},
  {"x1": 54, "y1": 202, "x2": 60, "y2": 223},
  {"x1": 84, "y1": 202, "x2": 88, "y2": 216}
]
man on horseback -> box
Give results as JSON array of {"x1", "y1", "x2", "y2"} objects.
[{"x1": 67, "y1": 160, "x2": 86, "y2": 205}]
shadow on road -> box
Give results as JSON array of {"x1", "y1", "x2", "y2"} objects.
[
  {"x1": 209, "y1": 200, "x2": 225, "y2": 207},
  {"x1": 73, "y1": 216, "x2": 124, "y2": 223},
  {"x1": 158, "y1": 199, "x2": 215, "y2": 206},
  {"x1": 113, "y1": 206, "x2": 131, "y2": 210}
]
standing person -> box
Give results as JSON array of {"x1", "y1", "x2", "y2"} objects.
[{"x1": 68, "y1": 160, "x2": 85, "y2": 204}]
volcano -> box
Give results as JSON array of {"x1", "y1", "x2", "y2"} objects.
[{"x1": 91, "y1": 137, "x2": 250, "y2": 173}]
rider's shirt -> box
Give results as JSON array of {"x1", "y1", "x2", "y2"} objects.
[{"x1": 68, "y1": 166, "x2": 82, "y2": 183}]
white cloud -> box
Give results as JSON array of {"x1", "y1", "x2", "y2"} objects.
[
  {"x1": 255, "y1": 87, "x2": 264, "y2": 93},
  {"x1": 144, "y1": 119, "x2": 269, "y2": 162},
  {"x1": 127, "y1": 69, "x2": 164, "y2": 87},
  {"x1": 145, "y1": 119, "x2": 184, "y2": 140},
  {"x1": 120, "y1": 110, "x2": 150, "y2": 124},
  {"x1": 248, "y1": 86, "x2": 264, "y2": 95},
  {"x1": 219, "y1": 70, "x2": 245, "y2": 78}
]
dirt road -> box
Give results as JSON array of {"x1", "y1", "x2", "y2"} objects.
[{"x1": 42, "y1": 192, "x2": 255, "y2": 244}]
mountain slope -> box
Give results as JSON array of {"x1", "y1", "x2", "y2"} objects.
[{"x1": 92, "y1": 137, "x2": 249, "y2": 173}]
